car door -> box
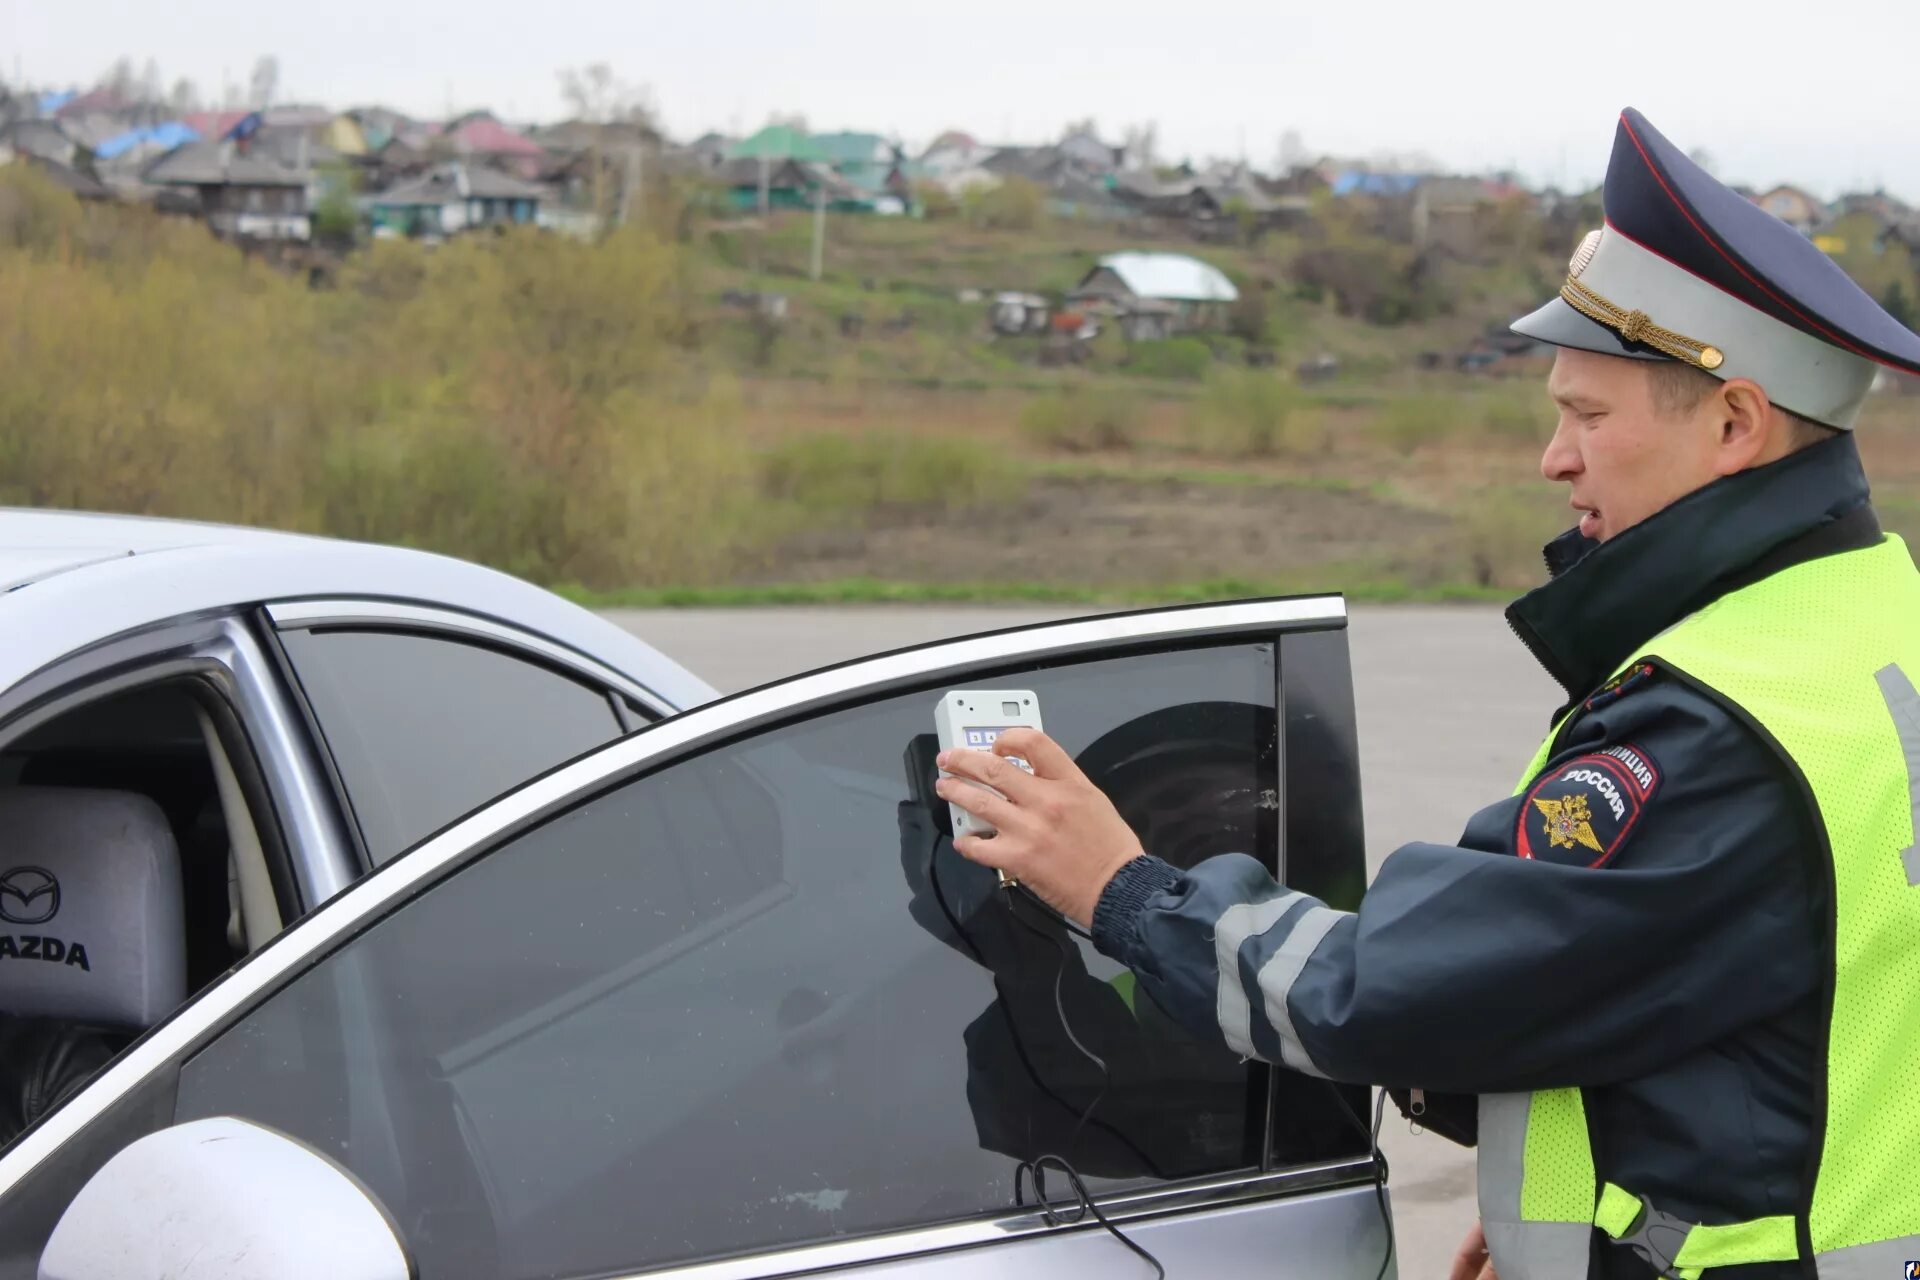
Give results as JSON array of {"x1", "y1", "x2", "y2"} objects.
[{"x1": 0, "y1": 597, "x2": 1390, "y2": 1280}]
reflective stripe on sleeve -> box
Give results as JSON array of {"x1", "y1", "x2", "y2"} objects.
[{"x1": 1212, "y1": 892, "x2": 1305, "y2": 1059}]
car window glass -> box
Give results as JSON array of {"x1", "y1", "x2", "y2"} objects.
[
  {"x1": 178, "y1": 642, "x2": 1351, "y2": 1279},
  {"x1": 277, "y1": 629, "x2": 623, "y2": 864}
]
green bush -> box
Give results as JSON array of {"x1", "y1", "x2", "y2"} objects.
[
  {"x1": 1188, "y1": 367, "x2": 1312, "y2": 458},
  {"x1": 0, "y1": 169, "x2": 751, "y2": 588},
  {"x1": 1454, "y1": 487, "x2": 1568, "y2": 588},
  {"x1": 960, "y1": 177, "x2": 1048, "y2": 231},
  {"x1": 760, "y1": 433, "x2": 1026, "y2": 518},
  {"x1": 1124, "y1": 336, "x2": 1214, "y2": 381},
  {"x1": 1019, "y1": 385, "x2": 1145, "y2": 452},
  {"x1": 1366, "y1": 389, "x2": 1545, "y2": 452}
]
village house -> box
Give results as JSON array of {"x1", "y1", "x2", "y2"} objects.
[
  {"x1": 810, "y1": 131, "x2": 911, "y2": 210},
  {"x1": 1056, "y1": 126, "x2": 1124, "y2": 175},
  {"x1": 365, "y1": 163, "x2": 549, "y2": 239},
  {"x1": 143, "y1": 140, "x2": 311, "y2": 242},
  {"x1": 918, "y1": 130, "x2": 991, "y2": 176},
  {"x1": 679, "y1": 131, "x2": 734, "y2": 171},
  {"x1": 1754, "y1": 184, "x2": 1827, "y2": 236},
  {"x1": 714, "y1": 154, "x2": 820, "y2": 212},
  {"x1": 1833, "y1": 190, "x2": 1912, "y2": 230},
  {"x1": 1068, "y1": 250, "x2": 1239, "y2": 340},
  {"x1": 440, "y1": 110, "x2": 546, "y2": 179}
]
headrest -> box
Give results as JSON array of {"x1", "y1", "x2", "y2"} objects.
[{"x1": 0, "y1": 786, "x2": 185, "y2": 1030}]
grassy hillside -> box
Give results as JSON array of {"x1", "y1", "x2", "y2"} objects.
[{"x1": 5, "y1": 163, "x2": 1918, "y2": 605}]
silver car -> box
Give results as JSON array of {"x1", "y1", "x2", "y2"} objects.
[{"x1": 0, "y1": 511, "x2": 1394, "y2": 1279}]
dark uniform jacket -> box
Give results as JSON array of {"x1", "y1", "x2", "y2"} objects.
[{"x1": 1092, "y1": 434, "x2": 1882, "y2": 1280}]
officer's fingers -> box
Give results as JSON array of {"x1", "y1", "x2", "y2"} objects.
[
  {"x1": 953, "y1": 830, "x2": 1020, "y2": 873},
  {"x1": 939, "y1": 748, "x2": 1040, "y2": 802},
  {"x1": 991, "y1": 728, "x2": 1079, "y2": 781},
  {"x1": 936, "y1": 777, "x2": 1024, "y2": 833},
  {"x1": 1446, "y1": 1222, "x2": 1490, "y2": 1280}
]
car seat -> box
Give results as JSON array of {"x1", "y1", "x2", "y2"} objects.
[{"x1": 0, "y1": 786, "x2": 186, "y2": 1146}]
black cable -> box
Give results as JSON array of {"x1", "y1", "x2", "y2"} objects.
[
  {"x1": 959, "y1": 873, "x2": 1393, "y2": 1280},
  {"x1": 999, "y1": 886, "x2": 1166, "y2": 1280},
  {"x1": 1303, "y1": 1060, "x2": 1395, "y2": 1280},
  {"x1": 1367, "y1": 1085, "x2": 1395, "y2": 1280}
]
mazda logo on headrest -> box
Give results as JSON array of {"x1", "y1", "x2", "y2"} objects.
[{"x1": 0, "y1": 867, "x2": 60, "y2": 925}]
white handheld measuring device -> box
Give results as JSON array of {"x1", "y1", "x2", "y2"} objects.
[{"x1": 935, "y1": 689, "x2": 1043, "y2": 884}]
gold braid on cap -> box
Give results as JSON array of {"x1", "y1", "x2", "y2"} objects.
[{"x1": 1560, "y1": 277, "x2": 1726, "y2": 371}]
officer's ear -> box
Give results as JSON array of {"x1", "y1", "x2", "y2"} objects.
[{"x1": 1709, "y1": 378, "x2": 1779, "y2": 476}]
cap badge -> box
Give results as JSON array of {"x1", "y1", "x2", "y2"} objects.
[{"x1": 1569, "y1": 229, "x2": 1603, "y2": 279}]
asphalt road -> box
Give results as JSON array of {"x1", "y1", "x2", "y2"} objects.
[{"x1": 606, "y1": 603, "x2": 1563, "y2": 1276}]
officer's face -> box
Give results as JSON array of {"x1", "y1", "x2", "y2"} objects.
[{"x1": 1540, "y1": 350, "x2": 1723, "y2": 542}]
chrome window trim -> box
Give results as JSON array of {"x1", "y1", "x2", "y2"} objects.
[
  {"x1": 266, "y1": 598, "x2": 678, "y2": 719},
  {"x1": 0, "y1": 596, "x2": 1347, "y2": 1215},
  {"x1": 610, "y1": 1158, "x2": 1378, "y2": 1279},
  {"x1": 0, "y1": 614, "x2": 358, "y2": 909}
]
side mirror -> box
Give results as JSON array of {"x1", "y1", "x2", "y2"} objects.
[{"x1": 39, "y1": 1116, "x2": 413, "y2": 1280}]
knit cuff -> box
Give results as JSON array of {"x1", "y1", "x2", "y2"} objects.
[{"x1": 1091, "y1": 854, "x2": 1185, "y2": 963}]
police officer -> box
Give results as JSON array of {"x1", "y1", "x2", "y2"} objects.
[{"x1": 935, "y1": 108, "x2": 1920, "y2": 1279}]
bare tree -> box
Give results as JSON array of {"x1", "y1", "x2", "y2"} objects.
[
  {"x1": 98, "y1": 57, "x2": 137, "y2": 99},
  {"x1": 168, "y1": 78, "x2": 201, "y2": 116},
  {"x1": 1276, "y1": 128, "x2": 1309, "y2": 174},
  {"x1": 1122, "y1": 121, "x2": 1159, "y2": 169},
  {"x1": 248, "y1": 55, "x2": 279, "y2": 110},
  {"x1": 139, "y1": 58, "x2": 162, "y2": 104},
  {"x1": 557, "y1": 62, "x2": 657, "y2": 125}
]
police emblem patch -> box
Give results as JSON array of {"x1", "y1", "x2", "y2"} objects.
[{"x1": 1516, "y1": 742, "x2": 1661, "y2": 868}]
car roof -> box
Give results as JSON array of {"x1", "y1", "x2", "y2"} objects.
[
  {"x1": 0, "y1": 509, "x2": 718, "y2": 711},
  {"x1": 0, "y1": 508, "x2": 312, "y2": 591}
]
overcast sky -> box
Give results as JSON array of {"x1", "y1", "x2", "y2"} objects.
[{"x1": 7, "y1": 0, "x2": 1918, "y2": 197}]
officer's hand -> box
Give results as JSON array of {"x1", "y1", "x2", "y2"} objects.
[
  {"x1": 1447, "y1": 1221, "x2": 1497, "y2": 1280},
  {"x1": 936, "y1": 728, "x2": 1145, "y2": 928}
]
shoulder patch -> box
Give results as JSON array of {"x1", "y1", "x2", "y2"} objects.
[{"x1": 1516, "y1": 743, "x2": 1662, "y2": 868}]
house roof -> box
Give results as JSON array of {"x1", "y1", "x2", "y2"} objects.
[
  {"x1": 143, "y1": 140, "x2": 309, "y2": 187},
  {"x1": 94, "y1": 121, "x2": 200, "y2": 160},
  {"x1": 529, "y1": 119, "x2": 662, "y2": 154},
  {"x1": 181, "y1": 109, "x2": 252, "y2": 140},
  {"x1": 55, "y1": 88, "x2": 133, "y2": 120},
  {"x1": 833, "y1": 160, "x2": 902, "y2": 194},
  {"x1": 370, "y1": 164, "x2": 549, "y2": 206},
  {"x1": 17, "y1": 153, "x2": 114, "y2": 200},
  {"x1": 810, "y1": 131, "x2": 892, "y2": 166},
  {"x1": 0, "y1": 119, "x2": 78, "y2": 166},
  {"x1": 263, "y1": 104, "x2": 334, "y2": 130},
  {"x1": 444, "y1": 112, "x2": 544, "y2": 157},
  {"x1": 728, "y1": 125, "x2": 828, "y2": 162},
  {"x1": 924, "y1": 130, "x2": 980, "y2": 156},
  {"x1": 1332, "y1": 170, "x2": 1426, "y2": 197},
  {"x1": 1085, "y1": 251, "x2": 1239, "y2": 303}
]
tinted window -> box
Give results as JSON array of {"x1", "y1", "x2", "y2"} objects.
[
  {"x1": 180, "y1": 644, "x2": 1303, "y2": 1278},
  {"x1": 279, "y1": 629, "x2": 623, "y2": 864}
]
